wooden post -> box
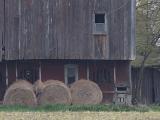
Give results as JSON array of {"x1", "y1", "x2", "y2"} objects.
[
  {"x1": 113, "y1": 62, "x2": 117, "y2": 104},
  {"x1": 15, "y1": 61, "x2": 18, "y2": 80},
  {"x1": 39, "y1": 61, "x2": 42, "y2": 81},
  {"x1": 5, "y1": 62, "x2": 8, "y2": 86},
  {"x1": 113, "y1": 63, "x2": 116, "y2": 85},
  {"x1": 87, "y1": 63, "x2": 90, "y2": 80},
  {"x1": 128, "y1": 61, "x2": 132, "y2": 94}
]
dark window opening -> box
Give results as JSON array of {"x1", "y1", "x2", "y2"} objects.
[
  {"x1": 65, "y1": 65, "x2": 78, "y2": 85},
  {"x1": 95, "y1": 14, "x2": 105, "y2": 23},
  {"x1": 117, "y1": 87, "x2": 127, "y2": 91},
  {"x1": 119, "y1": 97, "x2": 125, "y2": 103},
  {"x1": 67, "y1": 67, "x2": 76, "y2": 85}
]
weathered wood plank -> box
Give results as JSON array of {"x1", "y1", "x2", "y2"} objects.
[
  {"x1": 0, "y1": 0, "x2": 4, "y2": 61},
  {"x1": 153, "y1": 69, "x2": 160, "y2": 103},
  {"x1": 5, "y1": 0, "x2": 19, "y2": 60},
  {"x1": 19, "y1": 0, "x2": 49, "y2": 59},
  {"x1": 4, "y1": 0, "x2": 136, "y2": 60},
  {"x1": 130, "y1": 0, "x2": 136, "y2": 60}
]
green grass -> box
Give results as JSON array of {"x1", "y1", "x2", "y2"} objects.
[{"x1": 0, "y1": 104, "x2": 153, "y2": 112}]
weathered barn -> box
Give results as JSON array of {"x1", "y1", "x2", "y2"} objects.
[{"x1": 0, "y1": 0, "x2": 136, "y2": 104}]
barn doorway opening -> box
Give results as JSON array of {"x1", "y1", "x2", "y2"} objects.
[{"x1": 16, "y1": 61, "x2": 39, "y2": 84}]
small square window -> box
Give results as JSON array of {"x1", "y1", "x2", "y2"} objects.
[
  {"x1": 93, "y1": 13, "x2": 107, "y2": 34},
  {"x1": 95, "y1": 14, "x2": 105, "y2": 23},
  {"x1": 67, "y1": 67, "x2": 76, "y2": 84}
]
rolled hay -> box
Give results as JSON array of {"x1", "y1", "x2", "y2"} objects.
[
  {"x1": 70, "y1": 79, "x2": 103, "y2": 105},
  {"x1": 33, "y1": 80, "x2": 45, "y2": 96},
  {"x1": 38, "y1": 80, "x2": 72, "y2": 105},
  {"x1": 3, "y1": 80, "x2": 37, "y2": 107},
  {"x1": 33, "y1": 80, "x2": 45, "y2": 105}
]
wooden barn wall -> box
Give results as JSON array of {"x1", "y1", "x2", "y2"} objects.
[
  {"x1": 0, "y1": 63, "x2": 6, "y2": 101},
  {"x1": 0, "y1": 0, "x2": 4, "y2": 61},
  {"x1": 7, "y1": 62, "x2": 16, "y2": 86},
  {"x1": 89, "y1": 61, "x2": 114, "y2": 103},
  {"x1": 3, "y1": 0, "x2": 136, "y2": 61},
  {"x1": 132, "y1": 67, "x2": 160, "y2": 104},
  {"x1": 41, "y1": 62, "x2": 65, "y2": 82},
  {"x1": 115, "y1": 61, "x2": 130, "y2": 85},
  {"x1": 153, "y1": 70, "x2": 160, "y2": 103}
]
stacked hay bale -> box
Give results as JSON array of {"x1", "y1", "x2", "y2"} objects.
[
  {"x1": 37, "y1": 80, "x2": 72, "y2": 105},
  {"x1": 3, "y1": 79, "x2": 103, "y2": 106},
  {"x1": 3, "y1": 80, "x2": 37, "y2": 107},
  {"x1": 33, "y1": 80, "x2": 45, "y2": 100},
  {"x1": 70, "y1": 79, "x2": 103, "y2": 105}
]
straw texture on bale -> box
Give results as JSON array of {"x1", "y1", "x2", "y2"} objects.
[
  {"x1": 70, "y1": 79, "x2": 103, "y2": 105},
  {"x1": 38, "y1": 80, "x2": 72, "y2": 105},
  {"x1": 3, "y1": 80, "x2": 37, "y2": 106},
  {"x1": 33, "y1": 80, "x2": 45, "y2": 96},
  {"x1": 33, "y1": 80, "x2": 45, "y2": 105}
]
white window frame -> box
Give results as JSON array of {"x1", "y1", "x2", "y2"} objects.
[{"x1": 64, "y1": 64, "x2": 78, "y2": 85}]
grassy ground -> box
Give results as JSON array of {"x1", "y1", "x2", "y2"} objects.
[
  {"x1": 0, "y1": 105, "x2": 160, "y2": 120},
  {"x1": 0, "y1": 104, "x2": 151, "y2": 112}
]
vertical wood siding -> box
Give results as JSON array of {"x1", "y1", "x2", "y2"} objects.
[
  {"x1": 132, "y1": 67, "x2": 160, "y2": 104},
  {"x1": 0, "y1": 63, "x2": 6, "y2": 101},
  {"x1": 3, "y1": 0, "x2": 135, "y2": 60},
  {"x1": 0, "y1": 0, "x2": 4, "y2": 61},
  {"x1": 153, "y1": 70, "x2": 160, "y2": 103}
]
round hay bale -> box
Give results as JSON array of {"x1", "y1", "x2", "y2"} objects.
[
  {"x1": 33, "y1": 80, "x2": 45, "y2": 105},
  {"x1": 33, "y1": 80, "x2": 45, "y2": 95},
  {"x1": 3, "y1": 80, "x2": 37, "y2": 107},
  {"x1": 70, "y1": 79, "x2": 103, "y2": 105},
  {"x1": 38, "y1": 80, "x2": 72, "y2": 105}
]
